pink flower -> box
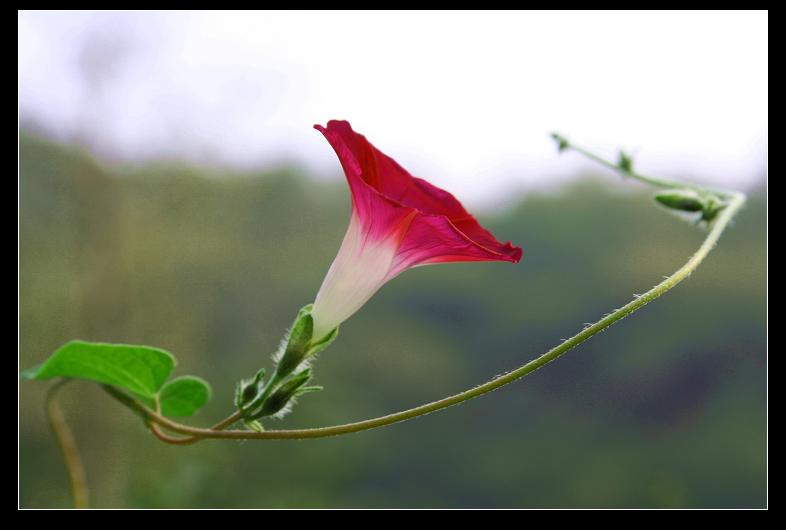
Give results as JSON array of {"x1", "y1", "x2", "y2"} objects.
[{"x1": 311, "y1": 120, "x2": 522, "y2": 340}]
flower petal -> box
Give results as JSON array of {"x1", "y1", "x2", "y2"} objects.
[
  {"x1": 312, "y1": 119, "x2": 522, "y2": 337},
  {"x1": 311, "y1": 213, "x2": 400, "y2": 340},
  {"x1": 315, "y1": 121, "x2": 419, "y2": 243},
  {"x1": 315, "y1": 120, "x2": 522, "y2": 264},
  {"x1": 389, "y1": 211, "x2": 522, "y2": 279},
  {"x1": 315, "y1": 120, "x2": 468, "y2": 218}
]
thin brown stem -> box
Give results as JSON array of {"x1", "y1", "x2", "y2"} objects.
[
  {"x1": 46, "y1": 380, "x2": 89, "y2": 509},
  {"x1": 101, "y1": 385, "x2": 244, "y2": 445}
]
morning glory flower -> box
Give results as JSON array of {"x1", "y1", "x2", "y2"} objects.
[{"x1": 310, "y1": 120, "x2": 522, "y2": 340}]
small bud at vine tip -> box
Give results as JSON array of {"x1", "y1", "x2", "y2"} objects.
[{"x1": 551, "y1": 133, "x2": 570, "y2": 153}]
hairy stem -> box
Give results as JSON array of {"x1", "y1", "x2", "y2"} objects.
[
  {"x1": 120, "y1": 140, "x2": 745, "y2": 442},
  {"x1": 46, "y1": 380, "x2": 89, "y2": 508}
]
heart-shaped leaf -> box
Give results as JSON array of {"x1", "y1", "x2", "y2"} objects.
[
  {"x1": 22, "y1": 340, "x2": 175, "y2": 398},
  {"x1": 158, "y1": 376, "x2": 212, "y2": 417}
]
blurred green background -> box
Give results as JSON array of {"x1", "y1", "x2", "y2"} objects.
[{"x1": 19, "y1": 132, "x2": 766, "y2": 508}]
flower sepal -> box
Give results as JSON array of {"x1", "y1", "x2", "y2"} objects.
[
  {"x1": 234, "y1": 305, "x2": 336, "y2": 425},
  {"x1": 251, "y1": 368, "x2": 321, "y2": 420},
  {"x1": 275, "y1": 305, "x2": 315, "y2": 378},
  {"x1": 306, "y1": 325, "x2": 339, "y2": 357},
  {"x1": 274, "y1": 304, "x2": 339, "y2": 379}
]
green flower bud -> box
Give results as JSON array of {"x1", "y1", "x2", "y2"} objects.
[
  {"x1": 234, "y1": 304, "x2": 337, "y2": 424},
  {"x1": 551, "y1": 133, "x2": 570, "y2": 153},
  {"x1": 235, "y1": 367, "x2": 265, "y2": 410},
  {"x1": 654, "y1": 189, "x2": 705, "y2": 212},
  {"x1": 654, "y1": 189, "x2": 727, "y2": 224},
  {"x1": 256, "y1": 369, "x2": 315, "y2": 418}
]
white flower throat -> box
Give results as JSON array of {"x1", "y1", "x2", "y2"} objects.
[{"x1": 311, "y1": 214, "x2": 400, "y2": 341}]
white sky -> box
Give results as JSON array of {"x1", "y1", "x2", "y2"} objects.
[{"x1": 19, "y1": 11, "x2": 768, "y2": 207}]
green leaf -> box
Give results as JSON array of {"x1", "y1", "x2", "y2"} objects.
[
  {"x1": 20, "y1": 364, "x2": 43, "y2": 380},
  {"x1": 158, "y1": 376, "x2": 212, "y2": 417},
  {"x1": 23, "y1": 340, "x2": 175, "y2": 398}
]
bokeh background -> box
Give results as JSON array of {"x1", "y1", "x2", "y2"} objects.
[{"x1": 19, "y1": 11, "x2": 767, "y2": 508}]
